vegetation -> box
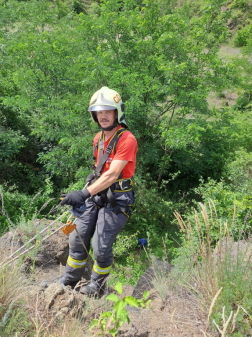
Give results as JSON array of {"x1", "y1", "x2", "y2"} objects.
[
  {"x1": 89, "y1": 282, "x2": 151, "y2": 336},
  {"x1": 0, "y1": 0, "x2": 252, "y2": 335}
]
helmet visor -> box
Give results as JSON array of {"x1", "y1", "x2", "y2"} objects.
[{"x1": 88, "y1": 105, "x2": 116, "y2": 112}]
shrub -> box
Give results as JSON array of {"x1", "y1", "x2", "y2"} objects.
[
  {"x1": 234, "y1": 24, "x2": 252, "y2": 46},
  {"x1": 230, "y1": 0, "x2": 248, "y2": 9},
  {"x1": 0, "y1": 179, "x2": 58, "y2": 234},
  {"x1": 192, "y1": 178, "x2": 252, "y2": 241}
]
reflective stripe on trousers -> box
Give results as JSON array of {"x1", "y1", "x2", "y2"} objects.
[
  {"x1": 67, "y1": 256, "x2": 87, "y2": 269},
  {"x1": 63, "y1": 191, "x2": 135, "y2": 283}
]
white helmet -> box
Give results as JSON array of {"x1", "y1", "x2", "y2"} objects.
[{"x1": 88, "y1": 86, "x2": 127, "y2": 129}]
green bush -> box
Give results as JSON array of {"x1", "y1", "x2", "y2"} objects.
[
  {"x1": 0, "y1": 178, "x2": 58, "y2": 234},
  {"x1": 191, "y1": 178, "x2": 252, "y2": 241},
  {"x1": 230, "y1": 0, "x2": 248, "y2": 9},
  {"x1": 234, "y1": 24, "x2": 252, "y2": 46}
]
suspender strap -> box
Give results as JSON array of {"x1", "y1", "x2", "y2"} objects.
[
  {"x1": 89, "y1": 128, "x2": 132, "y2": 215},
  {"x1": 94, "y1": 129, "x2": 126, "y2": 179}
]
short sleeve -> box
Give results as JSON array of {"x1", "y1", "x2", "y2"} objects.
[{"x1": 113, "y1": 134, "x2": 137, "y2": 162}]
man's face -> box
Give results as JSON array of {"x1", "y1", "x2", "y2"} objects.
[{"x1": 96, "y1": 109, "x2": 117, "y2": 129}]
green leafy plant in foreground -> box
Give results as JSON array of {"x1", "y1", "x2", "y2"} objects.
[{"x1": 89, "y1": 282, "x2": 152, "y2": 337}]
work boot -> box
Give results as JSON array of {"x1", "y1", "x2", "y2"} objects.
[
  {"x1": 79, "y1": 280, "x2": 105, "y2": 297},
  {"x1": 54, "y1": 275, "x2": 78, "y2": 288}
]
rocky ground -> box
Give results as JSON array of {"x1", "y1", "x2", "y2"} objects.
[{"x1": 0, "y1": 219, "x2": 218, "y2": 336}]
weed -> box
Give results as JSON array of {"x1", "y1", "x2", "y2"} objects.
[
  {"x1": 0, "y1": 262, "x2": 32, "y2": 336},
  {"x1": 89, "y1": 282, "x2": 151, "y2": 337},
  {"x1": 171, "y1": 202, "x2": 252, "y2": 335}
]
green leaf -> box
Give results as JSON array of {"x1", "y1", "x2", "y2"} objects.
[
  {"x1": 143, "y1": 290, "x2": 149, "y2": 301},
  {"x1": 106, "y1": 294, "x2": 119, "y2": 303},
  {"x1": 100, "y1": 311, "x2": 112, "y2": 318},
  {"x1": 124, "y1": 296, "x2": 139, "y2": 308},
  {"x1": 89, "y1": 319, "x2": 99, "y2": 329},
  {"x1": 116, "y1": 321, "x2": 124, "y2": 329},
  {"x1": 114, "y1": 282, "x2": 123, "y2": 294},
  {"x1": 119, "y1": 309, "x2": 130, "y2": 323},
  {"x1": 109, "y1": 328, "x2": 118, "y2": 337},
  {"x1": 145, "y1": 299, "x2": 152, "y2": 306},
  {"x1": 113, "y1": 300, "x2": 127, "y2": 318}
]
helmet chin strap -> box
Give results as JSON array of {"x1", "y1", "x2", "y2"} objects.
[{"x1": 98, "y1": 118, "x2": 118, "y2": 131}]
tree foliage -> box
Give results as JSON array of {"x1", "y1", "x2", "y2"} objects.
[{"x1": 0, "y1": 0, "x2": 251, "y2": 256}]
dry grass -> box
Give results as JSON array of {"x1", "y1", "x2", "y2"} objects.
[
  {"x1": 145, "y1": 202, "x2": 251, "y2": 336},
  {"x1": 171, "y1": 202, "x2": 252, "y2": 335},
  {"x1": 0, "y1": 263, "x2": 27, "y2": 319},
  {"x1": 174, "y1": 201, "x2": 232, "y2": 304}
]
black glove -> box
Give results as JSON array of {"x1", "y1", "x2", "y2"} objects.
[
  {"x1": 60, "y1": 189, "x2": 91, "y2": 208},
  {"x1": 86, "y1": 171, "x2": 95, "y2": 184}
]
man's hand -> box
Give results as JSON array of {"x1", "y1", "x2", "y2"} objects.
[{"x1": 60, "y1": 189, "x2": 91, "y2": 208}]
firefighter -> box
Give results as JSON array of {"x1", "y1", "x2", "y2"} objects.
[{"x1": 59, "y1": 86, "x2": 137, "y2": 296}]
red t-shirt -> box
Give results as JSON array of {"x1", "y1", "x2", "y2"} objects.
[{"x1": 93, "y1": 126, "x2": 137, "y2": 179}]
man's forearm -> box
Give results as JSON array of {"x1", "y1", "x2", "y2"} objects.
[{"x1": 87, "y1": 171, "x2": 119, "y2": 196}]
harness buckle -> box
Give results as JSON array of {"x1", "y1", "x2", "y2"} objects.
[
  {"x1": 105, "y1": 145, "x2": 113, "y2": 154},
  {"x1": 119, "y1": 179, "x2": 131, "y2": 190}
]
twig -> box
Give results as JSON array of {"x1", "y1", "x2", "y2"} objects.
[
  {"x1": 222, "y1": 310, "x2": 233, "y2": 337},
  {"x1": 213, "y1": 319, "x2": 222, "y2": 334},
  {"x1": 205, "y1": 287, "x2": 223, "y2": 332},
  {"x1": 37, "y1": 198, "x2": 55, "y2": 216},
  {"x1": 0, "y1": 187, "x2": 15, "y2": 227},
  {"x1": 238, "y1": 209, "x2": 251, "y2": 241},
  {"x1": 170, "y1": 308, "x2": 177, "y2": 323},
  {"x1": 231, "y1": 306, "x2": 240, "y2": 333},
  {"x1": 26, "y1": 190, "x2": 43, "y2": 215}
]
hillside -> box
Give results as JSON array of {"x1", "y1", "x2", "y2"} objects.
[{"x1": 0, "y1": 0, "x2": 252, "y2": 336}]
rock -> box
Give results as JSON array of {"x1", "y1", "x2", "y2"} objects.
[
  {"x1": 20, "y1": 263, "x2": 31, "y2": 274},
  {"x1": 0, "y1": 231, "x2": 23, "y2": 256},
  {"x1": 40, "y1": 280, "x2": 49, "y2": 289},
  {"x1": 60, "y1": 307, "x2": 69, "y2": 314},
  {"x1": 125, "y1": 304, "x2": 140, "y2": 313},
  {"x1": 60, "y1": 295, "x2": 75, "y2": 308},
  {"x1": 132, "y1": 258, "x2": 173, "y2": 299},
  {"x1": 44, "y1": 283, "x2": 65, "y2": 309},
  {"x1": 70, "y1": 307, "x2": 83, "y2": 318},
  {"x1": 0, "y1": 220, "x2": 70, "y2": 270},
  {"x1": 56, "y1": 246, "x2": 69, "y2": 265},
  {"x1": 25, "y1": 285, "x2": 44, "y2": 300},
  {"x1": 55, "y1": 312, "x2": 65, "y2": 320}
]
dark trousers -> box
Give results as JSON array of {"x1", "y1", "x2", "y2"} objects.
[{"x1": 63, "y1": 191, "x2": 134, "y2": 284}]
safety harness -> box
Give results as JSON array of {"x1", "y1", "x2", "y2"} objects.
[{"x1": 89, "y1": 128, "x2": 133, "y2": 215}]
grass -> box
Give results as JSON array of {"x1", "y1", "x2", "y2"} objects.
[
  {"x1": 1, "y1": 197, "x2": 251, "y2": 336},
  {"x1": 0, "y1": 261, "x2": 33, "y2": 336},
  {"x1": 0, "y1": 257, "x2": 114, "y2": 337},
  {"x1": 149, "y1": 202, "x2": 252, "y2": 336}
]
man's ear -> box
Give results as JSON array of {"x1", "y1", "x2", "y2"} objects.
[{"x1": 115, "y1": 109, "x2": 118, "y2": 118}]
